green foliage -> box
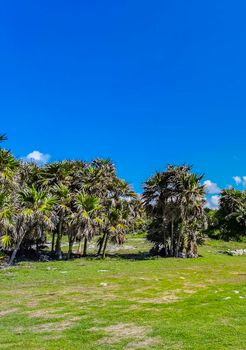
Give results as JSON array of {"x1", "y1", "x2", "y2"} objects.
[
  {"x1": 205, "y1": 189, "x2": 246, "y2": 241},
  {"x1": 0, "y1": 234, "x2": 12, "y2": 248},
  {"x1": 0, "y1": 133, "x2": 141, "y2": 264},
  {"x1": 143, "y1": 164, "x2": 205, "y2": 257}
]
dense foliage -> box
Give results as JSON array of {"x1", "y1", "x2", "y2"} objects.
[
  {"x1": 1, "y1": 133, "x2": 246, "y2": 265},
  {"x1": 205, "y1": 189, "x2": 246, "y2": 241},
  {"x1": 143, "y1": 165, "x2": 205, "y2": 257},
  {"x1": 0, "y1": 135, "x2": 143, "y2": 265}
]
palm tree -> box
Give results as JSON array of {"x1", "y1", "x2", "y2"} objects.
[
  {"x1": 52, "y1": 183, "x2": 71, "y2": 259},
  {"x1": 234, "y1": 203, "x2": 246, "y2": 235},
  {"x1": 143, "y1": 165, "x2": 205, "y2": 258},
  {"x1": 74, "y1": 193, "x2": 102, "y2": 257},
  {"x1": 7, "y1": 185, "x2": 56, "y2": 266},
  {"x1": 97, "y1": 206, "x2": 127, "y2": 259},
  {"x1": 177, "y1": 171, "x2": 205, "y2": 257},
  {"x1": 0, "y1": 149, "x2": 19, "y2": 186},
  {"x1": 0, "y1": 191, "x2": 14, "y2": 250},
  {"x1": 218, "y1": 189, "x2": 246, "y2": 240}
]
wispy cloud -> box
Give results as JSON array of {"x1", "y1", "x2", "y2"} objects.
[
  {"x1": 233, "y1": 176, "x2": 242, "y2": 185},
  {"x1": 205, "y1": 195, "x2": 220, "y2": 209},
  {"x1": 232, "y1": 176, "x2": 246, "y2": 187},
  {"x1": 23, "y1": 150, "x2": 50, "y2": 165},
  {"x1": 243, "y1": 176, "x2": 246, "y2": 186},
  {"x1": 203, "y1": 180, "x2": 220, "y2": 194}
]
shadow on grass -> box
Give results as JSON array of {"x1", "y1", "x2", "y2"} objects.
[
  {"x1": 105, "y1": 252, "x2": 154, "y2": 260},
  {"x1": 1, "y1": 248, "x2": 204, "y2": 267},
  {"x1": 0, "y1": 250, "x2": 155, "y2": 267}
]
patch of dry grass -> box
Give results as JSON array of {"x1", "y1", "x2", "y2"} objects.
[
  {"x1": 92, "y1": 322, "x2": 162, "y2": 349},
  {"x1": 0, "y1": 308, "x2": 19, "y2": 317}
]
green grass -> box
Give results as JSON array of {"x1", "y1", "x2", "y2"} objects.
[{"x1": 0, "y1": 237, "x2": 246, "y2": 349}]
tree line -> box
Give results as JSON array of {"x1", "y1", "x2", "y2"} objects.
[{"x1": 0, "y1": 134, "x2": 245, "y2": 266}]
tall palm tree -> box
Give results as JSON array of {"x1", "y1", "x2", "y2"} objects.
[
  {"x1": 217, "y1": 189, "x2": 246, "y2": 240},
  {"x1": 234, "y1": 203, "x2": 246, "y2": 235},
  {"x1": 74, "y1": 193, "x2": 102, "y2": 257},
  {"x1": 143, "y1": 165, "x2": 205, "y2": 257},
  {"x1": 7, "y1": 185, "x2": 56, "y2": 266},
  {"x1": 52, "y1": 183, "x2": 71, "y2": 259}
]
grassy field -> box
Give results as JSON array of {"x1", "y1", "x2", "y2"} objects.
[{"x1": 0, "y1": 236, "x2": 246, "y2": 350}]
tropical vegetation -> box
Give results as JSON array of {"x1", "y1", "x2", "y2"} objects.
[
  {"x1": 0, "y1": 134, "x2": 142, "y2": 265},
  {"x1": 1, "y1": 134, "x2": 246, "y2": 267},
  {"x1": 205, "y1": 188, "x2": 246, "y2": 241}
]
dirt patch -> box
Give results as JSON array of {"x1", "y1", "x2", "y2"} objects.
[
  {"x1": 183, "y1": 289, "x2": 196, "y2": 294},
  {"x1": 27, "y1": 309, "x2": 65, "y2": 319},
  {"x1": 139, "y1": 295, "x2": 179, "y2": 304},
  {"x1": 126, "y1": 336, "x2": 162, "y2": 349},
  {"x1": 130, "y1": 292, "x2": 179, "y2": 304},
  {"x1": 128, "y1": 304, "x2": 142, "y2": 311},
  {"x1": 0, "y1": 308, "x2": 19, "y2": 317},
  {"x1": 31, "y1": 316, "x2": 80, "y2": 333},
  {"x1": 26, "y1": 300, "x2": 39, "y2": 308},
  {"x1": 42, "y1": 335, "x2": 63, "y2": 340},
  {"x1": 184, "y1": 283, "x2": 207, "y2": 289},
  {"x1": 91, "y1": 322, "x2": 162, "y2": 348}
]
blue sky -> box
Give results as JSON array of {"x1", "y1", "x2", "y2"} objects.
[{"x1": 1, "y1": 1, "x2": 246, "y2": 203}]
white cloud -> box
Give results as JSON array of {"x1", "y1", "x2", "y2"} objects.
[
  {"x1": 205, "y1": 195, "x2": 220, "y2": 209},
  {"x1": 243, "y1": 176, "x2": 246, "y2": 186},
  {"x1": 203, "y1": 180, "x2": 220, "y2": 194},
  {"x1": 233, "y1": 176, "x2": 241, "y2": 185},
  {"x1": 25, "y1": 150, "x2": 50, "y2": 164}
]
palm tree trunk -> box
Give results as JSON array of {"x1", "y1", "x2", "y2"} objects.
[
  {"x1": 175, "y1": 233, "x2": 181, "y2": 257},
  {"x1": 97, "y1": 232, "x2": 106, "y2": 255},
  {"x1": 8, "y1": 233, "x2": 25, "y2": 266},
  {"x1": 102, "y1": 232, "x2": 109, "y2": 259},
  {"x1": 170, "y1": 218, "x2": 174, "y2": 257},
  {"x1": 77, "y1": 238, "x2": 82, "y2": 255},
  {"x1": 187, "y1": 232, "x2": 197, "y2": 258},
  {"x1": 51, "y1": 231, "x2": 56, "y2": 253},
  {"x1": 176, "y1": 222, "x2": 185, "y2": 257},
  {"x1": 83, "y1": 237, "x2": 88, "y2": 257},
  {"x1": 55, "y1": 236, "x2": 62, "y2": 259},
  {"x1": 68, "y1": 238, "x2": 74, "y2": 259},
  {"x1": 163, "y1": 230, "x2": 167, "y2": 257},
  {"x1": 55, "y1": 218, "x2": 63, "y2": 260}
]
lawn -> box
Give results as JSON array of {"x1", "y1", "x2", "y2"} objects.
[{"x1": 0, "y1": 236, "x2": 246, "y2": 350}]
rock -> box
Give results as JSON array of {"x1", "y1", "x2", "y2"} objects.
[
  {"x1": 100, "y1": 282, "x2": 108, "y2": 287},
  {"x1": 224, "y1": 249, "x2": 246, "y2": 256}
]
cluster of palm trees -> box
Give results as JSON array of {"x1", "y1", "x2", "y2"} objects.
[
  {"x1": 206, "y1": 188, "x2": 246, "y2": 240},
  {"x1": 0, "y1": 135, "x2": 143, "y2": 265},
  {"x1": 4, "y1": 133, "x2": 234, "y2": 264},
  {"x1": 143, "y1": 165, "x2": 205, "y2": 257}
]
